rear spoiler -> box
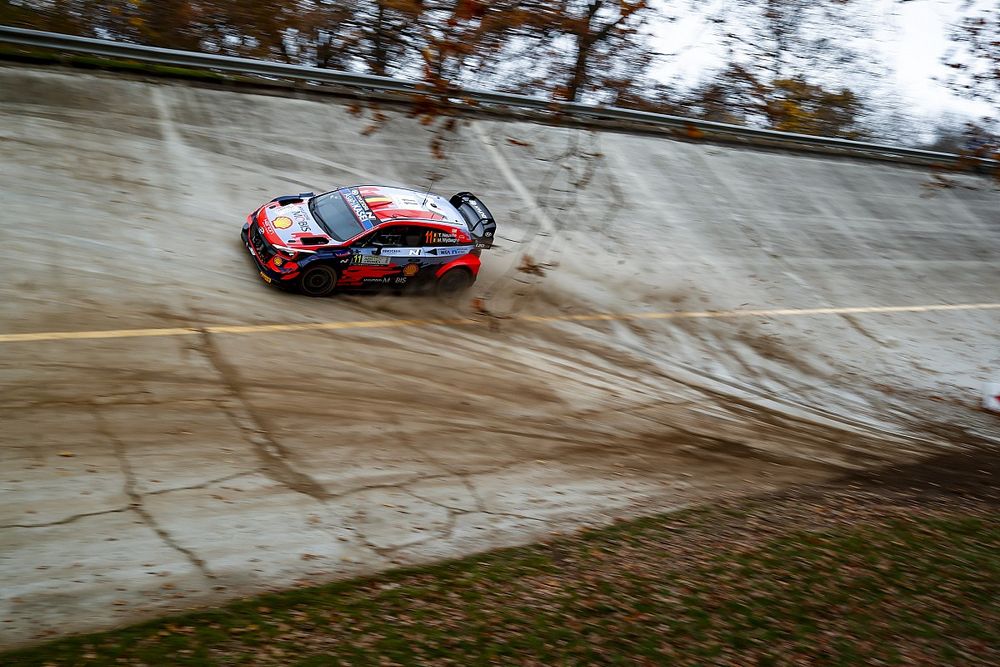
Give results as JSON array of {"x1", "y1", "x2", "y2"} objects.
[{"x1": 450, "y1": 192, "x2": 496, "y2": 249}]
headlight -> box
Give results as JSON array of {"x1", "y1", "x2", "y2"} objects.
[{"x1": 273, "y1": 244, "x2": 316, "y2": 260}]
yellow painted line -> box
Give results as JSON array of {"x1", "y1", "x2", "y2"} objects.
[
  {"x1": 0, "y1": 302, "x2": 997, "y2": 345},
  {"x1": 0, "y1": 326, "x2": 204, "y2": 342}
]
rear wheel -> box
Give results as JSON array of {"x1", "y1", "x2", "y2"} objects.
[
  {"x1": 299, "y1": 264, "x2": 338, "y2": 297},
  {"x1": 435, "y1": 268, "x2": 473, "y2": 296}
]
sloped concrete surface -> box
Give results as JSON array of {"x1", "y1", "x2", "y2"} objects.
[{"x1": 1, "y1": 66, "x2": 998, "y2": 647}]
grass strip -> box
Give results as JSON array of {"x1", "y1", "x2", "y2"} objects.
[{"x1": 4, "y1": 492, "x2": 997, "y2": 666}]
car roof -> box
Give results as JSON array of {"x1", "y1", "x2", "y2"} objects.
[{"x1": 344, "y1": 185, "x2": 469, "y2": 230}]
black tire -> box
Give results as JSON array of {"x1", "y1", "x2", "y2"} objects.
[
  {"x1": 435, "y1": 268, "x2": 473, "y2": 296},
  {"x1": 299, "y1": 264, "x2": 338, "y2": 297}
]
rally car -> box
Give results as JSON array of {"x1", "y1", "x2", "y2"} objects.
[{"x1": 241, "y1": 185, "x2": 496, "y2": 297}]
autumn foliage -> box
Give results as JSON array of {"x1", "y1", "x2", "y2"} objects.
[{"x1": 1, "y1": 1, "x2": 995, "y2": 147}]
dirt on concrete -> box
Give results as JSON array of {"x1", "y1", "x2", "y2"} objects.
[{"x1": 839, "y1": 443, "x2": 1000, "y2": 504}]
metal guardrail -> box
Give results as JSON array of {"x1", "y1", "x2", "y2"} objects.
[{"x1": 0, "y1": 25, "x2": 990, "y2": 166}]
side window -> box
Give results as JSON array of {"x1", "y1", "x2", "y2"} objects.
[
  {"x1": 369, "y1": 227, "x2": 404, "y2": 247},
  {"x1": 423, "y1": 228, "x2": 461, "y2": 246},
  {"x1": 401, "y1": 226, "x2": 425, "y2": 248}
]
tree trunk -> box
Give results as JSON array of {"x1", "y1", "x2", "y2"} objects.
[
  {"x1": 567, "y1": 34, "x2": 592, "y2": 102},
  {"x1": 372, "y1": 3, "x2": 388, "y2": 77}
]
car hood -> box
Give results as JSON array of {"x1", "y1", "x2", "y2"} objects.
[{"x1": 257, "y1": 200, "x2": 334, "y2": 247}]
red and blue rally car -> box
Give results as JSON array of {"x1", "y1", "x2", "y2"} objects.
[{"x1": 242, "y1": 185, "x2": 496, "y2": 297}]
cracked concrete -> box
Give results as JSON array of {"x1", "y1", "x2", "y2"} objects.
[
  {"x1": 0, "y1": 407, "x2": 127, "y2": 527},
  {"x1": 195, "y1": 330, "x2": 332, "y2": 501},
  {"x1": 1, "y1": 65, "x2": 998, "y2": 648},
  {"x1": 96, "y1": 401, "x2": 260, "y2": 496},
  {"x1": 95, "y1": 408, "x2": 215, "y2": 579}
]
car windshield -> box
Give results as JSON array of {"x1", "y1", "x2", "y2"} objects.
[{"x1": 308, "y1": 192, "x2": 364, "y2": 241}]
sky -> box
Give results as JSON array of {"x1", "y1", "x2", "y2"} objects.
[
  {"x1": 880, "y1": 0, "x2": 994, "y2": 120},
  {"x1": 649, "y1": 0, "x2": 995, "y2": 134}
]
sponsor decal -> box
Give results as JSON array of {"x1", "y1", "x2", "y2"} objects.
[
  {"x1": 379, "y1": 248, "x2": 422, "y2": 257},
  {"x1": 353, "y1": 254, "x2": 391, "y2": 266},
  {"x1": 273, "y1": 256, "x2": 284, "y2": 267},
  {"x1": 403, "y1": 263, "x2": 419, "y2": 277},
  {"x1": 258, "y1": 271, "x2": 272, "y2": 284},
  {"x1": 292, "y1": 210, "x2": 310, "y2": 231},
  {"x1": 273, "y1": 216, "x2": 293, "y2": 229},
  {"x1": 435, "y1": 246, "x2": 468, "y2": 256},
  {"x1": 467, "y1": 198, "x2": 489, "y2": 220},
  {"x1": 342, "y1": 190, "x2": 376, "y2": 223}
]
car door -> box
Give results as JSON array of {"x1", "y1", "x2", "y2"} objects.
[
  {"x1": 340, "y1": 226, "x2": 404, "y2": 289},
  {"x1": 343, "y1": 224, "x2": 470, "y2": 289},
  {"x1": 374, "y1": 225, "x2": 432, "y2": 286},
  {"x1": 418, "y1": 224, "x2": 472, "y2": 274},
  {"x1": 382, "y1": 224, "x2": 472, "y2": 285}
]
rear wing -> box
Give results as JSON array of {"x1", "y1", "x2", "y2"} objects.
[{"x1": 450, "y1": 192, "x2": 496, "y2": 249}]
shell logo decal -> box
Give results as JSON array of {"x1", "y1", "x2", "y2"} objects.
[
  {"x1": 273, "y1": 216, "x2": 293, "y2": 229},
  {"x1": 403, "y1": 263, "x2": 419, "y2": 277}
]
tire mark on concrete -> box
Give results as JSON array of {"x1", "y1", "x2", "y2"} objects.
[
  {"x1": 475, "y1": 126, "x2": 617, "y2": 319},
  {"x1": 839, "y1": 313, "x2": 885, "y2": 346},
  {"x1": 473, "y1": 122, "x2": 560, "y2": 307},
  {"x1": 573, "y1": 320, "x2": 939, "y2": 450},
  {"x1": 0, "y1": 396, "x2": 212, "y2": 411}
]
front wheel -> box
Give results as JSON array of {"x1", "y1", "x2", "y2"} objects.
[
  {"x1": 299, "y1": 264, "x2": 338, "y2": 297},
  {"x1": 435, "y1": 268, "x2": 473, "y2": 296}
]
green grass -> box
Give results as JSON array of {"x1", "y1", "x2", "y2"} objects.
[{"x1": 4, "y1": 496, "x2": 997, "y2": 666}]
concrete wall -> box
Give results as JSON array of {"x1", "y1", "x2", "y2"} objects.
[{"x1": 1, "y1": 65, "x2": 997, "y2": 647}]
